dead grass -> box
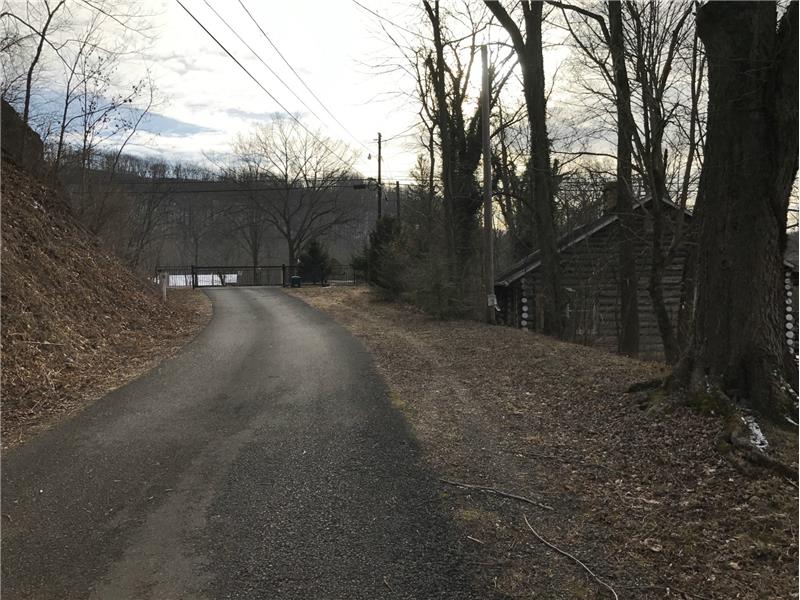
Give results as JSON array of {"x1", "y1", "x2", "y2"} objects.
[
  {"x1": 1, "y1": 161, "x2": 212, "y2": 449},
  {"x1": 288, "y1": 285, "x2": 799, "y2": 600}
]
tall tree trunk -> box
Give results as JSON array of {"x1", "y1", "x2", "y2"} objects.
[
  {"x1": 674, "y1": 1, "x2": 798, "y2": 417},
  {"x1": 288, "y1": 238, "x2": 296, "y2": 268},
  {"x1": 428, "y1": 126, "x2": 436, "y2": 219},
  {"x1": 609, "y1": 1, "x2": 640, "y2": 357},
  {"x1": 424, "y1": 1, "x2": 457, "y2": 274},
  {"x1": 526, "y1": 2, "x2": 564, "y2": 336},
  {"x1": 487, "y1": 1, "x2": 565, "y2": 336}
]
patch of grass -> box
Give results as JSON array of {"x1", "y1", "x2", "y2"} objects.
[
  {"x1": 454, "y1": 507, "x2": 495, "y2": 523},
  {"x1": 686, "y1": 388, "x2": 733, "y2": 417},
  {"x1": 389, "y1": 391, "x2": 407, "y2": 409}
]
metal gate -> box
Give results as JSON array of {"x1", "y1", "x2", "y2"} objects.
[{"x1": 154, "y1": 265, "x2": 363, "y2": 288}]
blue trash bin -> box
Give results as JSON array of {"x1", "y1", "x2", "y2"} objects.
[{"x1": 290, "y1": 275, "x2": 302, "y2": 288}]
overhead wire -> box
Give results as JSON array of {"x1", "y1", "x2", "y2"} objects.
[
  {"x1": 201, "y1": 0, "x2": 329, "y2": 128},
  {"x1": 173, "y1": 0, "x2": 355, "y2": 167},
  {"x1": 382, "y1": 122, "x2": 421, "y2": 142},
  {"x1": 350, "y1": 0, "x2": 430, "y2": 41},
  {"x1": 237, "y1": 0, "x2": 372, "y2": 153}
]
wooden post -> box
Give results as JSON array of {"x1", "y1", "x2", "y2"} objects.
[
  {"x1": 160, "y1": 271, "x2": 168, "y2": 303},
  {"x1": 482, "y1": 45, "x2": 496, "y2": 324},
  {"x1": 395, "y1": 181, "x2": 401, "y2": 219},
  {"x1": 377, "y1": 132, "x2": 382, "y2": 220}
]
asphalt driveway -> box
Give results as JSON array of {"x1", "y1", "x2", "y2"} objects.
[{"x1": 2, "y1": 288, "x2": 486, "y2": 599}]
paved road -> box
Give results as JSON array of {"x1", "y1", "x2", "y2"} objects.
[{"x1": 2, "y1": 288, "x2": 486, "y2": 599}]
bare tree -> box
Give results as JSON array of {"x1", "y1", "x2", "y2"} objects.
[
  {"x1": 1, "y1": 0, "x2": 67, "y2": 125},
  {"x1": 121, "y1": 160, "x2": 170, "y2": 269},
  {"x1": 64, "y1": 67, "x2": 155, "y2": 235},
  {"x1": 486, "y1": 0, "x2": 567, "y2": 337},
  {"x1": 415, "y1": 1, "x2": 515, "y2": 312},
  {"x1": 423, "y1": 0, "x2": 484, "y2": 278},
  {"x1": 229, "y1": 118, "x2": 359, "y2": 267},
  {"x1": 551, "y1": 0, "x2": 703, "y2": 361},
  {"x1": 175, "y1": 196, "x2": 221, "y2": 265},
  {"x1": 223, "y1": 194, "x2": 274, "y2": 272},
  {"x1": 492, "y1": 99, "x2": 537, "y2": 261},
  {"x1": 608, "y1": 0, "x2": 639, "y2": 356}
]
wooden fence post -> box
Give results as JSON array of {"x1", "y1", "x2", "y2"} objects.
[{"x1": 160, "y1": 272, "x2": 168, "y2": 302}]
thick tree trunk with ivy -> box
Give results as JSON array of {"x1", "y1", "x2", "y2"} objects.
[
  {"x1": 674, "y1": 1, "x2": 798, "y2": 418},
  {"x1": 608, "y1": 1, "x2": 639, "y2": 357},
  {"x1": 423, "y1": 0, "x2": 492, "y2": 313},
  {"x1": 487, "y1": 1, "x2": 565, "y2": 337}
]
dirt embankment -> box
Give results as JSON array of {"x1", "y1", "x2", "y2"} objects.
[
  {"x1": 1, "y1": 161, "x2": 211, "y2": 448},
  {"x1": 288, "y1": 286, "x2": 798, "y2": 600}
]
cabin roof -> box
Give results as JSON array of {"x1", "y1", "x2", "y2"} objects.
[
  {"x1": 496, "y1": 199, "x2": 798, "y2": 287},
  {"x1": 495, "y1": 197, "x2": 689, "y2": 287}
]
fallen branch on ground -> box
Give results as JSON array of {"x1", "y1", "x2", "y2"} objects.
[
  {"x1": 440, "y1": 478, "x2": 554, "y2": 511},
  {"x1": 522, "y1": 514, "x2": 618, "y2": 599}
]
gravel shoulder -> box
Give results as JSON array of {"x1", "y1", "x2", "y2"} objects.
[{"x1": 287, "y1": 286, "x2": 798, "y2": 599}]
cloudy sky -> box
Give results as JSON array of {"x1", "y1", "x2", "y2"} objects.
[
  {"x1": 18, "y1": 0, "x2": 571, "y2": 182},
  {"x1": 111, "y1": 0, "x2": 428, "y2": 181}
]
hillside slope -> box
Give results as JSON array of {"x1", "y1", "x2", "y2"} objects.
[{"x1": 1, "y1": 161, "x2": 210, "y2": 447}]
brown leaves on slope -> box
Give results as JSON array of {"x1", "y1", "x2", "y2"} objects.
[{"x1": 1, "y1": 162, "x2": 211, "y2": 448}]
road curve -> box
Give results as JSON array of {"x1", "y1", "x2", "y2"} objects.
[{"x1": 2, "y1": 288, "x2": 487, "y2": 599}]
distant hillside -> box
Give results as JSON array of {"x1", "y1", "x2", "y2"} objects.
[{"x1": 1, "y1": 160, "x2": 210, "y2": 446}]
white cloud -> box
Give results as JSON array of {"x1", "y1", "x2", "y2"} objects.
[{"x1": 99, "y1": 0, "x2": 422, "y2": 177}]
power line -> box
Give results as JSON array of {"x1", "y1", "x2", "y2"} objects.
[
  {"x1": 351, "y1": 0, "x2": 430, "y2": 41},
  {"x1": 383, "y1": 122, "x2": 420, "y2": 141},
  {"x1": 238, "y1": 0, "x2": 372, "y2": 153},
  {"x1": 201, "y1": 0, "x2": 328, "y2": 128},
  {"x1": 174, "y1": 0, "x2": 354, "y2": 167}
]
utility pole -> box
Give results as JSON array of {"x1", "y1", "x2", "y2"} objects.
[
  {"x1": 395, "y1": 181, "x2": 400, "y2": 219},
  {"x1": 377, "y1": 132, "x2": 382, "y2": 220},
  {"x1": 482, "y1": 45, "x2": 496, "y2": 324}
]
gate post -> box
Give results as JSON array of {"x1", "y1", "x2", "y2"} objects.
[
  {"x1": 159, "y1": 271, "x2": 168, "y2": 302},
  {"x1": 281, "y1": 264, "x2": 286, "y2": 287},
  {"x1": 191, "y1": 265, "x2": 196, "y2": 289}
]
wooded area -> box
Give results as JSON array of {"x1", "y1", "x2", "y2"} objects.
[
  {"x1": 1, "y1": 2, "x2": 798, "y2": 598},
  {"x1": 2, "y1": 0, "x2": 797, "y2": 420},
  {"x1": 354, "y1": 0, "x2": 798, "y2": 422}
]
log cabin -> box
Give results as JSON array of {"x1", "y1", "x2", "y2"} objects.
[
  {"x1": 495, "y1": 198, "x2": 799, "y2": 362},
  {"x1": 495, "y1": 196, "x2": 692, "y2": 361}
]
